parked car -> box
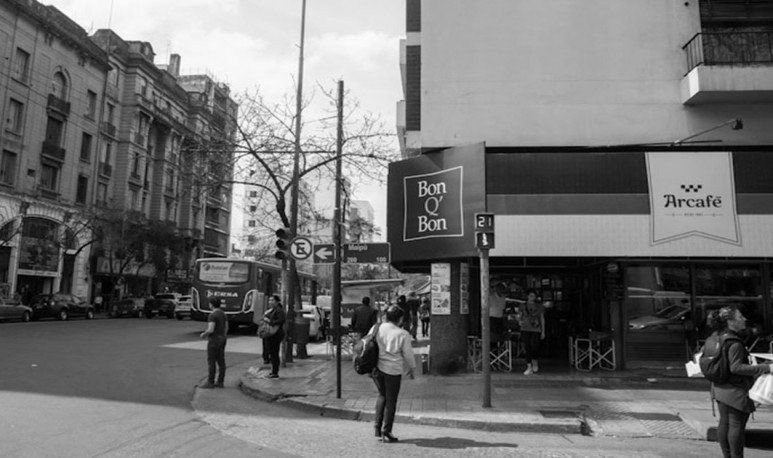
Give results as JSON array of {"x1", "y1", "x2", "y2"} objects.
[
  {"x1": 174, "y1": 295, "x2": 192, "y2": 320},
  {"x1": 300, "y1": 304, "x2": 325, "y2": 341},
  {"x1": 145, "y1": 293, "x2": 180, "y2": 319},
  {"x1": 109, "y1": 297, "x2": 146, "y2": 318},
  {"x1": 0, "y1": 297, "x2": 33, "y2": 323},
  {"x1": 628, "y1": 304, "x2": 690, "y2": 331},
  {"x1": 28, "y1": 293, "x2": 95, "y2": 321}
]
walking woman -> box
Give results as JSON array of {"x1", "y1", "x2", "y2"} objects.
[
  {"x1": 366, "y1": 305, "x2": 416, "y2": 442},
  {"x1": 704, "y1": 306, "x2": 772, "y2": 458},
  {"x1": 419, "y1": 297, "x2": 431, "y2": 338},
  {"x1": 519, "y1": 289, "x2": 545, "y2": 375},
  {"x1": 263, "y1": 295, "x2": 286, "y2": 379}
]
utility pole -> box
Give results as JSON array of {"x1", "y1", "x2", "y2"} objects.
[
  {"x1": 479, "y1": 248, "x2": 491, "y2": 408},
  {"x1": 285, "y1": 0, "x2": 307, "y2": 363},
  {"x1": 332, "y1": 80, "x2": 344, "y2": 398}
]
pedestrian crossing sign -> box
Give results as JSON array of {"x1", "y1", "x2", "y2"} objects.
[{"x1": 475, "y1": 232, "x2": 494, "y2": 250}]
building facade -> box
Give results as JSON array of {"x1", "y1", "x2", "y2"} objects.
[
  {"x1": 390, "y1": 0, "x2": 773, "y2": 372},
  {"x1": 0, "y1": 0, "x2": 236, "y2": 304}
]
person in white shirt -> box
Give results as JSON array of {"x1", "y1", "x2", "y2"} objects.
[{"x1": 365, "y1": 305, "x2": 416, "y2": 442}]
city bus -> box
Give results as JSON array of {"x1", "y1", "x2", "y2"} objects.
[{"x1": 190, "y1": 258, "x2": 317, "y2": 330}]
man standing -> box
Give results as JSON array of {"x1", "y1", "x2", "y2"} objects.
[
  {"x1": 351, "y1": 296, "x2": 378, "y2": 338},
  {"x1": 406, "y1": 292, "x2": 420, "y2": 340},
  {"x1": 199, "y1": 298, "x2": 228, "y2": 388}
]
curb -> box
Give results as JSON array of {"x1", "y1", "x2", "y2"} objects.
[{"x1": 238, "y1": 377, "x2": 586, "y2": 435}]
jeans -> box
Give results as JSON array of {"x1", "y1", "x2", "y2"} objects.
[
  {"x1": 372, "y1": 368, "x2": 402, "y2": 434},
  {"x1": 717, "y1": 401, "x2": 750, "y2": 458},
  {"x1": 522, "y1": 331, "x2": 541, "y2": 361},
  {"x1": 261, "y1": 337, "x2": 270, "y2": 364},
  {"x1": 421, "y1": 319, "x2": 430, "y2": 337},
  {"x1": 265, "y1": 332, "x2": 283, "y2": 375},
  {"x1": 207, "y1": 336, "x2": 226, "y2": 384}
]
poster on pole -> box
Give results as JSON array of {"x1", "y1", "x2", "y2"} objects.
[
  {"x1": 431, "y1": 262, "x2": 451, "y2": 315},
  {"x1": 459, "y1": 262, "x2": 469, "y2": 314}
]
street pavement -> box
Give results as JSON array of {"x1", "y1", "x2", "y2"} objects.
[{"x1": 3, "y1": 316, "x2": 772, "y2": 457}]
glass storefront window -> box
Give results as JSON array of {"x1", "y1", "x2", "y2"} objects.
[
  {"x1": 694, "y1": 266, "x2": 762, "y2": 341},
  {"x1": 626, "y1": 266, "x2": 692, "y2": 361}
]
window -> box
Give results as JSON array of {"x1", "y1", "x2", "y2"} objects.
[
  {"x1": 249, "y1": 190, "x2": 258, "y2": 198},
  {"x1": 80, "y1": 133, "x2": 92, "y2": 162},
  {"x1": 130, "y1": 188, "x2": 139, "y2": 210},
  {"x1": 106, "y1": 103, "x2": 115, "y2": 125},
  {"x1": 137, "y1": 76, "x2": 147, "y2": 96},
  {"x1": 108, "y1": 68, "x2": 119, "y2": 87},
  {"x1": 100, "y1": 140, "x2": 113, "y2": 165},
  {"x1": 165, "y1": 168, "x2": 174, "y2": 193},
  {"x1": 1, "y1": 150, "x2": 17, "y2": 185},
  {"x1": 51, "y1": 72, "x2": 67, "y2": 99},
  {"x1": 249, "y1": 205, "x2": 257, "y2": 212},
  {"x1": 131, "y1": 152, "x2": 141, "y2": 176},
  {"x1": 75, "y1": 175, "x2": 88, "y2": 204},
  {"x1": 96, "y1": 182, "x2": 108, "y2": 205},
  {"x1": 13, "y1": 48, "x2": 30, "y2": 82},
  {"x1": 40, "y1": 163, "x2": 59, "y2": 191},
  {"x1": 86, "y1": 90, "x2": 97, "y2": 118},
  {"x1": 248, "y1": 220, "x2": 256, "y2": 227},
  {"x1": 44, "y1": 116, "x2": 63, "y2": 146},
  {"x1": 6, "y1": 99, "x2": 24, "y2": 133}
]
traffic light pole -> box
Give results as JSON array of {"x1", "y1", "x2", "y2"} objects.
[{"x1": 332, "y1": 80, "x2": 344, "y2": 399}]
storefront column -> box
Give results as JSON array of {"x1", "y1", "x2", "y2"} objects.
[{"x1": 429, "y1": 262, "x2": 469, "y2": 374}]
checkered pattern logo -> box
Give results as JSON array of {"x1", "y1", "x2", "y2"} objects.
[{"x1": 680, "y1": 184, "x2": 702, "y2": 193}]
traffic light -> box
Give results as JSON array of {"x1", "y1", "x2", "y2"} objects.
[{"x1": 275, "y1": 227, "x2": 293, "y2": 260}]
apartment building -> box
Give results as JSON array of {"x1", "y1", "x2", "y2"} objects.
[
  {"x1": 389, "y1": 0, "x2": 773, "y2": 372},
  {"x1": 0, "y1": 0, "x2": 236, "y2": 302}
]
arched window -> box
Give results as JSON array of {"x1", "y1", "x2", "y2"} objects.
[{"x1": 51, "y1": 72, "x2": 67, "y2": 99}]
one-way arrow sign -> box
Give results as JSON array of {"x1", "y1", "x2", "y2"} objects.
[{"x1": 313, "y1": 243, "x2": 336, "y2": 264}]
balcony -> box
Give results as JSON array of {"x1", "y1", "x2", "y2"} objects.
[
  {"x1": 102, "y1": 122, "x2": 117, "y2": 138},
  {"x1": 99, "y1": 162, "x2": 112, "y2": 177},
  {"x1": 47, "y1": 94, "x2": 70, "y2": 115},
  {"x1": 129, "y1": 171, "x2": 142, "y2": 183},
  {"x1": 41, "y1": 141, "x2": 66, "y2": 161},
  {"x1": 681, "y1": 31, "x2": 773, "y2": 104}
]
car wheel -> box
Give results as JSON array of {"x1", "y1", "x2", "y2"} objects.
[
  {"x1": 167, "y1": 312, "x2": 174, "y2": 319},
  {"x1": 22, "y1": 311, "x2": 31, "y2": 322},
  {"x1": 86, "y1": 309, "x2": 95, "y2": 320},
  {"x1": 58, "y1": 309, "x2": 68, "y2": 321},
  {"x1": 111, "y1": 306, "x2": 120, "y2": 318}
]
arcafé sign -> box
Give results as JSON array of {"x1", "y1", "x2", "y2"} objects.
[{"x1": 403, "y1": 166, "x2": 464, "y2": 241}]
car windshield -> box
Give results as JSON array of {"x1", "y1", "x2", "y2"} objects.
[{"x1": 654, "y1": 305, "x2": 688, "y2": 319}]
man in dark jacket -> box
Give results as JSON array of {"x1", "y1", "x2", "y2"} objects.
[
  {"x1": 199, "y1": 298, "x2": 228, "y2": 388},
  {"x1": 351, "y1": 296, "x2": 378, "y2": 337}
]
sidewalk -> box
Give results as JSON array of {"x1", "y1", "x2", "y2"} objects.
[{"x1": 238, "y1": 341, "x2": 773, "y2": 443}]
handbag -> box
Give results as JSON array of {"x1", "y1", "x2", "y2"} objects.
[
  {"x1": 257, "y1": 309, "x2": 279, "y2": 338},
  {"x1": 354, "y1": 323, "x2": 381, "y2": 375},
  {"x1": 749, "y1": 374, "x2": 773, "y2": 405}
]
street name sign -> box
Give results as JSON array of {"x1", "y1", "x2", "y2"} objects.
[
  {"x1": 313, "y1": 243, "x2": 336, "y2": 264},
  {"x1": 343, "y1": 243, "x2": 390, "y2": 263},
  {"x1": 290, "y1": 236, "x2": 313, "y2": 260}
]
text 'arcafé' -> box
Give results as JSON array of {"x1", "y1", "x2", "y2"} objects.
[{"x1": 387, "y1": 144, "x2": 773, "y2": 374}]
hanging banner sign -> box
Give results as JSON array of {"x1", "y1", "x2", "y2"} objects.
[
  {"x1": 403, "y1": 166, "x2": 464, "y2": 241},
  {"x1": 459, "y1": 263, "x2": 469, "y2": 315},
  {"x1": 646, "y1": 152, "x2": 740, "y2": 246},
  {"x1": 431, "y1": 262, "x2": 451, "y2": 315}
]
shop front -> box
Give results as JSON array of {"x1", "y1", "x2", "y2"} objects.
[{"x1": 388, "y1": 146, "x2": 773, "y2": 373}]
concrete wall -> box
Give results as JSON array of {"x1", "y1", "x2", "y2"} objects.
[{"x1": 420, "y1": 0, "x2": 773, "y2": 147}]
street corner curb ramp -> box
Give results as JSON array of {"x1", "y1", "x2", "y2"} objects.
[{"x1": 238, "y1": 372, "x2": 586, "y2": 435}]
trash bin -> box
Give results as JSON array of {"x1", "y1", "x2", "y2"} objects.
[{"x1": 294, "y1": 317, "x2": 311, "y2": 344}]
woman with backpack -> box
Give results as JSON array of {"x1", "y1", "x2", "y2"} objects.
[
  {"x1": 703, "y1": 305, "x2": 773, "y2": 458},
  {"x1": 364, "y1": 305, "x2": 416, "y2": 443}
]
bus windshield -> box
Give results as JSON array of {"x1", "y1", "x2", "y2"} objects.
[{"x1": 197, "y1": 260, "x2": 250, "y2": 284}]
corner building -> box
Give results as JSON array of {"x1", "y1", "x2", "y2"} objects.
[{"x1": 389, "y1": 0, "x2": 773, "y2": 372}]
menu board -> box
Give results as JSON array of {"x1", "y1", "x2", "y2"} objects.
[
  {"x1": 431, "y1": 263, "x2": 451, "y2": 315},
  {"x1": 459, "y1": 263, "x2": 469, "y2": 314}
]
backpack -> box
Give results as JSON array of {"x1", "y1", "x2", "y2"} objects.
[
  {"x1": 354, "y1": 323, "x2": 381, "y2": 375},
  {"x1": 699, "y1": 333, "x2": 742, "y2": 384}
]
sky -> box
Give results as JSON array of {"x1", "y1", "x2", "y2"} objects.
[{"x1": 46, "y1": 0, "x2": 405, "y2": 240}]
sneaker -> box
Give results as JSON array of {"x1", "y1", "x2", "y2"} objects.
[
  {"x1": 532, "y1": 361, "x2": 539, "y2": 373},
  {"x1": 523, "y1": 365, "x2": 533, "y2": 376},
  {"x1": 267, "y1": 373, "x2": 279, "y2": 379},
  {"x1": 198, "y1": 382, "x2": 216, "y2": 389}
]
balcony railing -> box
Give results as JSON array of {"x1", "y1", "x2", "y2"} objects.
[
  {"x1": 41, "y1": 141, "x2": 66, "y2": 161},
  {"x1": 99, "y1": 162, "x2": 112, "y2": 177},
  {"x1": 102, "y1": 121, "x2": 117, "y2": 137},
  {"x1": 684, "y1": 31, "x2": 773, "y2": 75},
  {"x1": 47, "y1": 94, "x2": 70, "y2": 115}
]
